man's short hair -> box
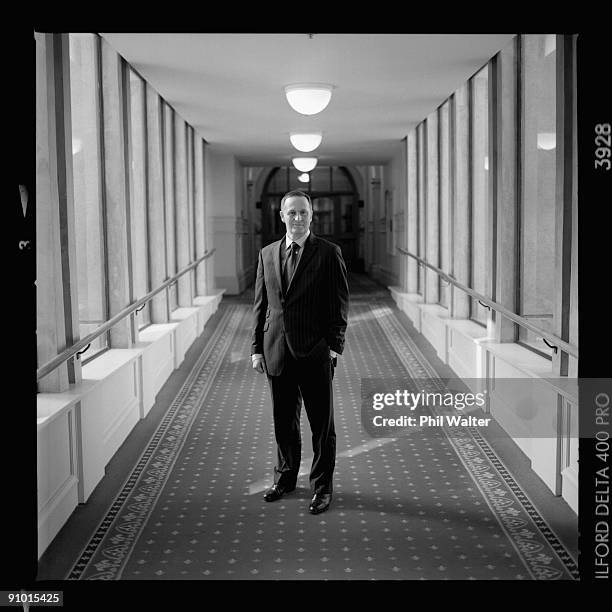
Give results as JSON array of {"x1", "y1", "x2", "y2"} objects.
[{"x1": 280, "y1": 190, "x2": 312, "y2": 212}]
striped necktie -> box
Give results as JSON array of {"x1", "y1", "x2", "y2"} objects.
[{"x1": 283, "y1": 241, "x2": 300, "y2": 291}]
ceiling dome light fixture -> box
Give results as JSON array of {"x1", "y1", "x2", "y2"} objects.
[
  {"x1": 292, "y1": 157, "x2": 318, "y2": 173},
  {"x1": 297, "y1": 173, "x2": 310, "y2": 183},
  {"x1": 284, "y1": 84, "x2": 334, "y2": 116},
  {"x1": 290, "y1": 132, "x2": 323, "y2": 153}
]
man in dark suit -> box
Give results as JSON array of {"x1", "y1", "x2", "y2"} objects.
[{"x1": 251, "y1": 190, "x2": 349, "y2": 514}]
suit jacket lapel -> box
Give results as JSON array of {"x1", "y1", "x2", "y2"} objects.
[
  {"x1": 286, "y1": 232, "x2": 318, "y2": 294},
  {"x1": 273, "y1": 238, "x2": 283, "y2": 293}
]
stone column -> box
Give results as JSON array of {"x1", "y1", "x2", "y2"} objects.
[
  {"x1": 186, "y1": 126, "x2": 196, "y2": 299},
  {"x1": 366, "y1": 169, "x2": 379, "y2": 273},
  {"x1": 207, "y1": 148, "x2": 247, "y2": 294},
  {"x1": 146, "y1": 85, "x2": 169, "y2": 322},
  {"x1": 100, "y1": 38, "x2": 133, "y2": 347},
  {"x1": 568, "y1": 38, "x2": 578, "y2": 379},
  {"x1": 163, "y1": 103, "x2": 177, "y2": 310},
  {"x1": 174, "y1": 113, "x2": 193, "y2": 306},
  {"x1": 493, "y1": 42, "x2": 518, "y2": 342},
  {"x1": 553, "y1": 35, "x2": 576, "y2": 377},
  {"x1": 417, "y1": 123, "x2": 426, "y2": 296},
  {"x1": 406, "y1": 131, "x2": 418, "y2": 294},
  {"x1": 36, "y1": 32, "x2": 70, "y2": 392},
  {"x1": 204, "y1": 145, "x2": 216, "y2": 294},
  {"x1": 452, "y1": 83, "x2": 470, "y2": 318},
  {"x1": 194, "y1": 137, "x2": 207, "y2": 295},
  {"x1": 245, "y1": 168, "x2": 256, "y2": 284},
  {"x1": 439, "y1": 102, "x2": 451, "y2": 308},
  {"x1": 425, "y1": 111, "x2": 439, "y2": 303},
  {"x1": 45, "y1": 34, "x2": 83, "y2": 387},
  {"x1": 398, "y1": 138, "x2": 408, "y2": 291}
]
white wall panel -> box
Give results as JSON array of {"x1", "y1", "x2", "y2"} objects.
[
  {"x1": 448, "y1": 329, "x2": 478, "y2": 380},
  {"x1": 420, "y1": 306, "x2": 447, "y2": 360},
  {"x1": 139, "y1": 326, "x2": 177, "y2": 417},
  {"x1": 37, "y1": 408, "x2": 79, "y2": 558},
  {"x1": 171, "y1": 307, "x2": 199, "y2": 368},
  {"x1": 100, "y1": 361, "x2": 141, "y2": 464},
  {"x1": 490, "y1": 356, "x2": 561, "y2": 494},
  {"x1": 77, "y1": 356, "x2": 141, "y2": 501}
]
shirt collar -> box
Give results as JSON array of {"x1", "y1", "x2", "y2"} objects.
[{"x1": 285, "y1": 230, "x2": 310, "y2": 250}]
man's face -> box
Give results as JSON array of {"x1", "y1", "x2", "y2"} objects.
[{"x1": 280, "y1": 196, "x2": 313, "y2": 240}]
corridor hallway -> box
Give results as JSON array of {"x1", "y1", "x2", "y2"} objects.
[{"x1": 37, "y1": 274, "x2": 578, "y2": 581}]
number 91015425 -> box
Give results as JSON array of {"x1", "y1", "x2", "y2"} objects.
[{"x1": 595, "y1": 123, "x2": 611, "y2": 170}]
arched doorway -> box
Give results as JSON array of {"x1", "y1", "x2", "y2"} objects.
[{"x1": 259, "y1": 165, "x2": 363, "y2": 271}]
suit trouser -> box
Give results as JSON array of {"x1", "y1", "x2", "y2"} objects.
[{"x1": 267, "y1": 347, "x2": 336, "y2": 495}]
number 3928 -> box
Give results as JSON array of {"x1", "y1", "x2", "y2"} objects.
[{"x1": 595, "y1": 123, "x2": 611, "y2": 170}]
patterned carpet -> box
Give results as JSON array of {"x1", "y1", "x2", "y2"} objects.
[{"x1": 65, "y1": 278, "x2": 578, "y2": 580}]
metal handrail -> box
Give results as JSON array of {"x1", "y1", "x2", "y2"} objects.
[
  {"x1": 37, "y1": 249, "x2": 216, "y2": 381},
  {"x1": 397, "y1": 247, "x2": 578, "y2": 359}
]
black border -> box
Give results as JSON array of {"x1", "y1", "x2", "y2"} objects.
[
  {"x1": 8, "y1": 27, "x2": 611, "y2": 605},
  {"x1": 576, "y1": 33, "x2": 612, "y2": 584}
]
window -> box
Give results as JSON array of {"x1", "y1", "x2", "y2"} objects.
[
  {"x1": 69, "y1": 33, "x2": 108, "y2": 359},
  {"x1": 519, "y1": 35, "x2": 557, "y2": 356},
  {"x1": 470, "y1": 65, "x2": 490, "y2": 325},
  {"x1": 187, "y1": 126, "x2": 196, "y2": 263},
  {"x1": 417, "y1": 122, "x2": 426, "y2": 295},
  {"x1": 312, "y1": 197, "x2": 334, "y2": 235},
  {"x1": 267, "y1": 166, "x2": 289, "y2": 192},
  {"x1": 260, "y1": 166, "x2": 359, "y2": 266},
  {"x1": 439, "y1": 101, "x2": 451, "y2": 308},
  {"x1": 163, "y1": 103, "x2": 178, "y2": 312},
  {"x1": 128, "y1": 69, "x2": 151, "y2": 328}
]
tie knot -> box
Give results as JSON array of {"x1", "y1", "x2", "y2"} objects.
[{"x1": 290, "y1": 242, "x2": 300, "y2": 253}]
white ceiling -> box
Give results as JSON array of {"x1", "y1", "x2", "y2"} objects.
[{"x1": 101, "y1": 33, "x2": 515, "y2": 166}]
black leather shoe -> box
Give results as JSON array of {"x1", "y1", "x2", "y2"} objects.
[
  {"x1": 263, "y1": 484, "x2": 295, "y2": 502},
  {"x1": 308, "y1": 493, "x2": 332, "y2": 514}
]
